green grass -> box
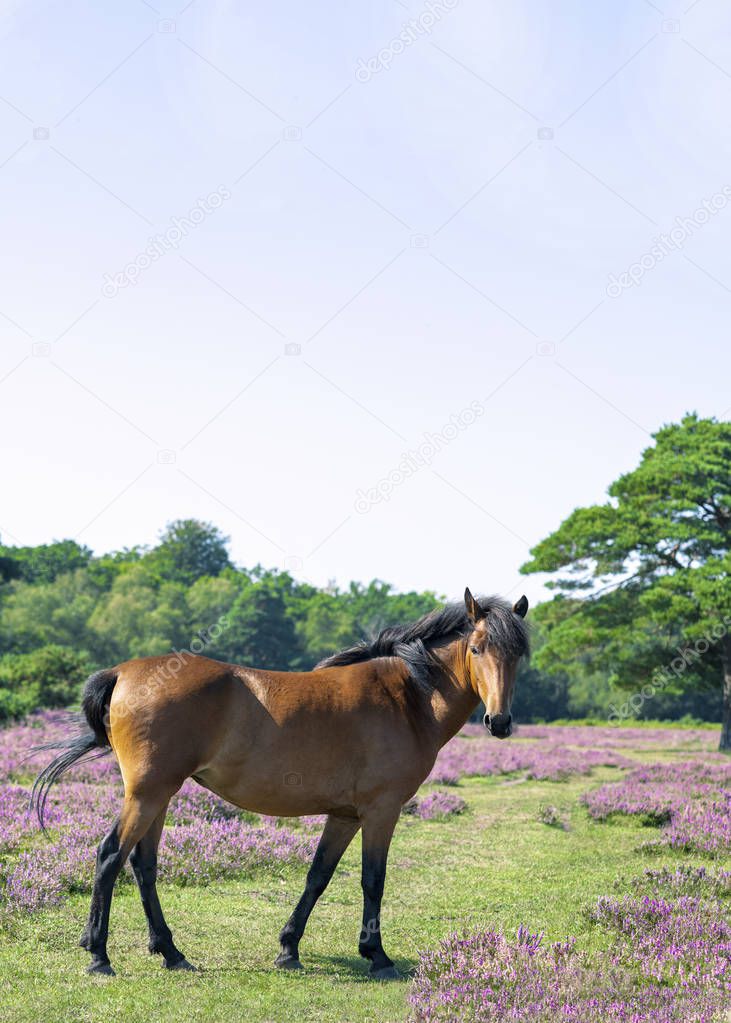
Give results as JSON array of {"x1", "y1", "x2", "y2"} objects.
[{"x1": 0, "y1": 765, "x2": 724, "y2": 1023}]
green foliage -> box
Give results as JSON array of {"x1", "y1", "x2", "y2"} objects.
[
  {"x1": 143, "y1": 520, "x2": 232, "y2": 587},
  {"x1": 0, "y1": 644, "x2": 91, "y2": 721},
  {"x1": 186, "y1": 574, "x2": 241, "y2": 637},
  {"x1": 0, "y1": 540, "x2": 92, "y2": 585},
  {"x1": 511, "y1": 663, "x2": 568, "y2": 723},
  {"x1": 295, "y1": 581, "x2": 439, "y2": 667},
  {"x1": 522, "y1": 414, "x2": 731, "y2": 736},
  {"x1": 524, "y1": 414, "x2": 731, "y2": 585},
  {"x1": 210, "y1": 579, "x2": 303, "y2": 669},
  {"x1": 87, "y1": 567, "x2": 191, "y2": 662},
  {"x1": 0, "y1": 569, "x2": 101, "y2": 654}
]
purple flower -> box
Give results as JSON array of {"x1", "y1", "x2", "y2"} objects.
[{"x1": 405, "y1": 791, "x2": 466, "y2": 820}]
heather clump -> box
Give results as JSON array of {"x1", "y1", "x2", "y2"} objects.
[
  {"x1": 583, "y1": 760, "x2": 731, "y2": 855},
  {"x1": 537, "y1": 804, "x2": 565, "y2": 828},
  {"x1": 409, "y1": 891, "x2": 729, "y2": 1022},
  {"x1": 429, "y1": 731, "x2": 634, "y2": 785},
  {"x1": 404, "y1": 791, "x2": 466, "y2": 820},
  {"x1": 624, "y1": 864, "x2": 731, "y2": 899},
  {"x1": 592, "y1": 893, "x2": 731, "y2": 990}
]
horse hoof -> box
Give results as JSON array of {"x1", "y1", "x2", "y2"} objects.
[
  {"x1": 164, "y1": 958, "x2": 197, "y2": 971},
  {"x1": 370, "y1": 965, "x2": 400, "y2": 981},
  {"x1": 275, "y1": 954, "x2": 303, "y2": 971},
  {"x1": 86, "y1": 960, "x2": 115, "y2": 976}
]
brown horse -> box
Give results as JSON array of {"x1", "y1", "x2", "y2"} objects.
[{"x1": 32, "y1": 588, "x2": 529, "y2": 978}]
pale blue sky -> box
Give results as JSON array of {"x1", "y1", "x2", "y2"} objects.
[{"x1": 0, "y1": 0, "x2": 729, "y2": 605}]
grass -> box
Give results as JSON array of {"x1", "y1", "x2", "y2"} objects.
[
  {"x1": 545, "y1": 717, "x2": 720, "y2": 729},
  {"x1": 3, "y1": 758, "x2": 725, "y2": 1023}
]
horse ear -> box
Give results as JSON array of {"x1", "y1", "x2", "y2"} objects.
[
  {"x1": 464, "y1": 587, "x2": 485, "y2": 623},
  {"x1": 513, "y1": 595, "x2": 529, "y2": 618}
]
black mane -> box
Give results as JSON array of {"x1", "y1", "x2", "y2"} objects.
[{"x1": 315, "y1": 595, "x2": 529, "y2": 690}]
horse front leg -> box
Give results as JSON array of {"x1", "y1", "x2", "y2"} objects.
[
  {"x1": 276, "y1": 814, "x2": 360, "y2": 970},
  {"x1": 358, "y1": 805, "x2": 400, "y2": 980}
]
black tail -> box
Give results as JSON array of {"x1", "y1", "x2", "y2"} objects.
[{"x1": 30, "y1": 668, "x2": 119, "y2": 830}]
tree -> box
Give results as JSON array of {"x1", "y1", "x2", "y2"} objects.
[
  {"x1": 0, "y1": 569, "x2": 100, "y2": 655},
  {"x1": 0, "y1": 644, "x2": 91, "y2": 721},
  {"x1": 87, "y1": 565, "x2": 190, "y2": 662},
  {"x1": 0, "y1": 540, "x2": 92, "y2": 584},
  {"x1": 297, "y1": 591, "x2": 361, "y2": 666},
  {"x1": 521, "y1": 414, "x2": 731, "y2": 749},
  {"x1": 187, "y1": 574, "x2": 241, "y2": 634},
  {"x1": 145, "y1": 520, "x2": 232, "y2": 587},
  {"x1": 212, "y1": 580, "x2": 304, "y2": 669},
  {"x1": 346, "y1": 580, "x2": 441, "y2": 640},
  {"x1": 294, "y1": 580, "x2": 440, "y2": 667}
]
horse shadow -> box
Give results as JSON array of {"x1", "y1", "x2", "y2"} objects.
[
  {"x1": 315, "y1": 954, "x2": 416, "y2": 981},
  {"x1": 200, "y1": 954, "x2": 416, "y2": 982}
]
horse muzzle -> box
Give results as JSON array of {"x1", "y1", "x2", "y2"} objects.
[{"x1": 483, "y1": 712, "x2": 512, "y2": 739}]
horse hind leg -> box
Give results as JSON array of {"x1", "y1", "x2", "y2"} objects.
[
  {"x1": 83, "y1": 788, "x2": 174, "y2": 976},
  {"x1": 129, "y1": 805, "x2": 195, "y2": 970}
]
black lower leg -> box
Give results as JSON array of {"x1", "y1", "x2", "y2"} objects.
[
  {"x1": 85, "y1": 823, "x2": 126, "y2": 975},
  {"x1": 276, "y1": 815, "x2": 359, "y2": 969},
  {"x1": 359, "y1": 815, "x2": 399, "y2": 979},
  {"x1": 130, "y1": 833, "x2": 188, "y2": 969},
  {"x1": 358, "y1": 854, "x2": 393, "y2": 974}
]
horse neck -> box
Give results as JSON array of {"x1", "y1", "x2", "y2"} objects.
[{"x1": 428, "y1": 638, "x2": 480, "y2": 747}]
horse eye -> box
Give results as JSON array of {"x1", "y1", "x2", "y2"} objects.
[{"x1": 470, "y1": 645, "x2": 480, "y2": 655}]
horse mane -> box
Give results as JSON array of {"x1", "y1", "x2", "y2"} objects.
[{"x1": 315, "y1": 595, "x2": 529, "y2": 690}]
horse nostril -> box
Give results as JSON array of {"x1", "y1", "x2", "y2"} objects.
[
  {"x1": 489, "y1": 713, "x2": 512, "y2": 738},
  {"x1": 483, "y1": 713, "x2": 490, "y2": 731}
]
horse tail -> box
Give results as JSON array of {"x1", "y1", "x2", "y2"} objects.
[
  {"x1": 30, "y1": 668, "x2": 118, "y2": 830},
  {"x1": 81, "y1": 668, "x2": 119, "y2": 747}
]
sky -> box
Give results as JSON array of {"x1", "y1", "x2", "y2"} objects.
[{"x1": 0, "y1": 0, "x2": 730, "y2": 608}]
